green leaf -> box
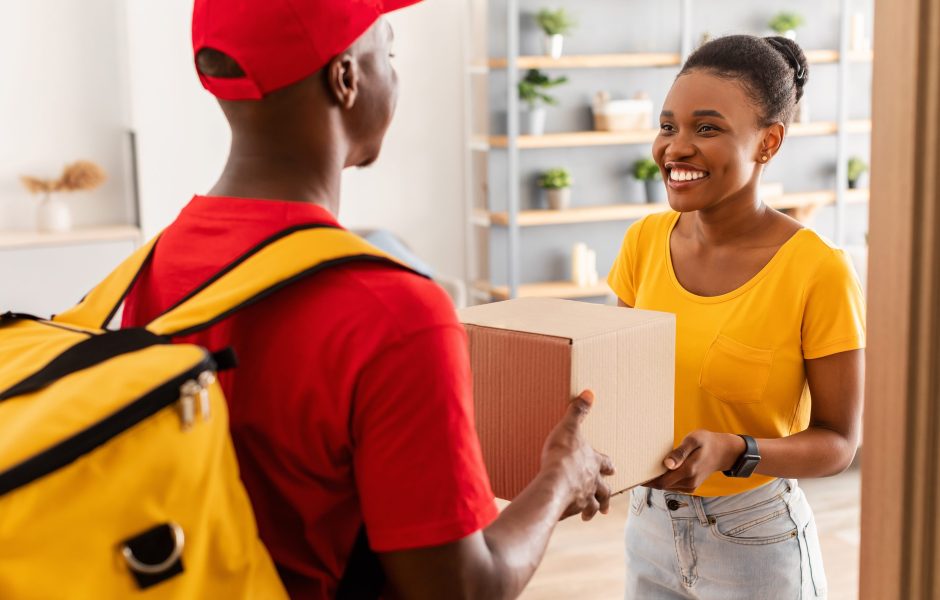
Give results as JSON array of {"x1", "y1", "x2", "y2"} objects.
[
  {"x1": 538, "y1": 167, "x2": 573, "y2": 189},
  {"x1": 536, "y1": 8, "x2": 576, "y2": 36}
]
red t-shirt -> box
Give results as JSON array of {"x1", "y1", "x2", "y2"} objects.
[{"x1": 122, "y1": 196, "x2": 498, "y2": 599}]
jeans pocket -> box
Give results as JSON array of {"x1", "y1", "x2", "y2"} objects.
[
  {"x1": 710, "y1": 497, "x2": 798, "y2": 545},
  {"x1": 800, "y1": 518, "x2": 828, "y2": 597}
]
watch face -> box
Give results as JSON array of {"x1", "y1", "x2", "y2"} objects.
[{"x1": 738, "y1": 456, "x2": 760, "y2": 477}]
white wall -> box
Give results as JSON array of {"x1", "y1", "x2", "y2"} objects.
[
  {"x1": 0, "y1": 0, "x2": 132, "y2": 231},
  {"x1": 124, "y1": 0, "x2": 230, "y2": 239},
  {"x1": 126, "y1": 0, "x2": 469, "y2": 279},
  {"x1": 0, "y1": 0, "x2": 136, "y2": 315},
  {"x1": 342, "y1": 2, "x2": 469, "y2": 279}
]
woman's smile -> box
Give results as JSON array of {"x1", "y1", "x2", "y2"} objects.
[{"x1": 665, "y1": 161, "x2": 711, "y2": 190}]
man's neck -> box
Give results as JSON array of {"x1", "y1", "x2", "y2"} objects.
[{"x1": 207, "y1": 129, "x2": 346, "y2": 216}]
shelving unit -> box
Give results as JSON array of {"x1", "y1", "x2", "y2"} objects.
[
  {"x1": 464, "y1": 0, "x2": 873, "y2": 302},
  {"x1": 0, "y1": 225, "x2": 141, "y2": 251}
]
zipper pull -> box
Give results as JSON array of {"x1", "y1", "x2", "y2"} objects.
[
  {"x1": 197, "y1": 371, "x2": 216, "y2": 420},
  {"x1": 179, "y1": 381, "x2": 200, "y2": 430}
]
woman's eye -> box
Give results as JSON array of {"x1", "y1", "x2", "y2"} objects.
[
  {"x1": 698, "y1": 124, "x2": 719, "y2": 133},
  {"x1": 659, "y1": 123, "x2": 675, "y2": 133}
]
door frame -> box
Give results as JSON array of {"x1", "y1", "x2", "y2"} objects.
[{"x1": 860, "y1": 0, "x2": 940, "y2": 598}]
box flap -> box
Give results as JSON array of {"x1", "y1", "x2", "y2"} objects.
[{"x1": 458, "y1": 298, "x2": 673, "y2": 341}]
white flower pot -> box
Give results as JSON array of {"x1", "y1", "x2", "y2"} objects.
[
  {"x1": 524, "y1": 107, "x2": 547, "y2": 136},
  {"x1": 783, "y1": 29, "x2": 797, "y2": 41},
  {"x1": 37, "y1": 194, "x2": 72, "y2": 233},
  {"x1": 542, "y1": 34, "x2": 564, "y2": 59},
  {"x1": 645, "y1": 180, "x2": 667, "y2": 204},
  {"x1": 546, "y1": 188, "x2": 571, "y2": 211}
]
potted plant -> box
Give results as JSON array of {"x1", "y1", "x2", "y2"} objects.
[
  {"x1": 538, "y1": 167, "x2": 573, "y2": 210},
  {"x1": 848, "y1": 156, "x2": 869, "y2": 189},
  {"x1": 536, "y1": 8, "x2": 576, "y2": 59},
  {"x1": 518, "y1": 69, "x2": 568, "y2": 135},
  {"x1": 632, "y1": 157, "x2": 665, "y2": 203},
  {"x1": 20, "y1": 160, "x2": 107, "y2": 233},
  {"x1": 769, "y1": 11, "x2": 805, "y2": 40}
]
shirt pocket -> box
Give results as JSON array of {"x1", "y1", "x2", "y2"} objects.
[{"x1": 699, "y1": 334, "x2": 775, "y2": 404}]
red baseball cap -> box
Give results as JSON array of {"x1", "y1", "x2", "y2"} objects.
[{"x1": 193, "y1": 0, "x2": 422, "y2": 101}]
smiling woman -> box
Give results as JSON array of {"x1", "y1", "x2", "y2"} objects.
[{"x1": 608, "y1": 34, "x2": 866, "y2": 600}]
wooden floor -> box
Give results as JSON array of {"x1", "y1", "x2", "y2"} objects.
[{"x1": 516, "y1": 467, "x2": 861, "y2": 599}]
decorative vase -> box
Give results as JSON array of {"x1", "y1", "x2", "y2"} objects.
[
  {"x1": 783, "y1": 29, "x2": 797, "y2": 41},
  {"x1": 571, "y1": 243, "x2": 598, "y2": 287},
  {"x1": 37, "y1": 193, "x2": 72, "y2": 233},
  {"x1": 848, "y1": 179, "x2": 859, "y2": 190},
  {"x1": 542, "y1": 34, "x2": 564, "y2": 59},
  {"x1": 546, "y1": 188, "x2": 571, "y2": 211},
  {"x1": 645, "y1": 179, "x2": 667, "y2": 204},
  {"x1": 626, "y1": 178, "x2": 646, "y2": 204},
  {"x1": 524, "y1": 107, "x2": 547, "y2": 136}
]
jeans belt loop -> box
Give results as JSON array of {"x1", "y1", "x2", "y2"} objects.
[{"x1": 691, "y1": 496, "x2": 710, "y2": 526}]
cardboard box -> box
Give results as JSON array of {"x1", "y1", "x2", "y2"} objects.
[{"x1": 458, "y1": 298, "x2": 675, "y2": 499}]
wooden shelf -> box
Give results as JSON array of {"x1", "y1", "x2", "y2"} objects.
[
  {"x1": 480, "y1": 203, "x2": 659, "y2": 227},
  {"x1": 476, "y1": 120, "x2": 870, "y2": 150},
  {"x1": 0, "y1": 225, "x2": 141, "y2": 250},
  {"x1": 804, "y1": 49, "x2": 841, "y2": 64},
  {"x1": 480, "y1": 49, "x2": 872, "y2": 71},
  {"x1": 845, "y1": 119, "x2": 873, "y2": 134},
  {"x1": 486, "y1": 53, "x2": 681, "y2": 70},
  {"x1": 789, "y1": 122, "x2": 839, "y2": 136},
  {"x1": 479, "y1": 189, "x2": 870, "y2": 228},
  {"x1": 480, "y1": 130, "x2": 658, "y2": 149},
  {"x1": 768, "y1": 191, "x2": 836, "y2": 209},
  {"x1": 475, "y1": 280, "x2": 611, "y2": 301},
  {"x1": 805, "y1": 49, "x2": 874, "y2": 64},
  {"x1": 845, "y1": 188, "x2": 871, "y2": 204}
]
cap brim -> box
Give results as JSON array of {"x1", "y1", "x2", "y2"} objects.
[{"x1": 382, "y1": 0, "x2": 424, "y2": 15}]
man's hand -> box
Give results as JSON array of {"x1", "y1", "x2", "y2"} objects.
[
  {"x1": 646, "y1": 429, "x2": 745, "y2": 494},
  {"x1": 540, "y1": 390, "x2": 616, "y2": 521}
]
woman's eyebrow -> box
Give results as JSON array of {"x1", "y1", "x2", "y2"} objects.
[
  {"x1": 692, "y1": 109, "x2": 726, "y2": 119},
  {"x1": 660, "y1": 109, "x2": 727, "y2": 119}
]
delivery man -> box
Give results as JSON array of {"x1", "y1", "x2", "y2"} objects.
[{"x1": 121, "y1": 1, "x2": 615, "y2": 598}]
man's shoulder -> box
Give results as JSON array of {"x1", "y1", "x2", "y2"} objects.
[{"x1": 269, "y1": 260, "x2": 461, "y2": 338}]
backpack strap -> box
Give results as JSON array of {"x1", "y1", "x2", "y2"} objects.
[
  {"x1": 144, "y1": 224, "x2": 420, "y2": 338},
  {"x1": 53, "y1": 234, "x2": 162, "y2": 330}
]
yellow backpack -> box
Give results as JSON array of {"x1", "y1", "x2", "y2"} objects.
[{"x1": 0, "y1": 226, "x2": 410, "y2": 599}]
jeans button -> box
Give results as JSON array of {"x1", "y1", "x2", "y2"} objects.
[{"x1": 666, "y1": 499, "x2": 681, "y2": 511}]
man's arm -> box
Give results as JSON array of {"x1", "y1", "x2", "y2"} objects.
[{"x1": 379, "y1": 393, "x2": 614, "y2": 600}]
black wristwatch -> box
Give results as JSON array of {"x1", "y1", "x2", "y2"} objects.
[{"x1": 723, "y1": 435, "x2": 761, "y2": 478}]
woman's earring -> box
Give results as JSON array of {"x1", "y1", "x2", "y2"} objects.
[{"x1": 761, "y1": 154, "x2": 769, "y2": 163}]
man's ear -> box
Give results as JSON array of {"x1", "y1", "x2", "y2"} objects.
[{"x1": 326, "y1": 52, "x2": 359, "y2": 110}]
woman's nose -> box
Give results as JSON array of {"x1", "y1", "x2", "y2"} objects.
[{"x1": 664, "y1": 134, "x2": 696, "y2": 161}]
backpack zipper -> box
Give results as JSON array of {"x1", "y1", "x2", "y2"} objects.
[
  {"x1": 0, "y1": 354, "x2": 216, "y2": 497},
  {"x1": 177, "y1": 370, "x2": 216, "y2": 429}
]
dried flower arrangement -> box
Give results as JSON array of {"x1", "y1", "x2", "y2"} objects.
[{"x1": 20, "y1": 160, "x2": 107, "y2": 196}]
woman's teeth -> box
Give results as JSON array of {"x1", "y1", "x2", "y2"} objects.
[{"x1": 669, "y1": 169, "x2": 708, "y2": 182}]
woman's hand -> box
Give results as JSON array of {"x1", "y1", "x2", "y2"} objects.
[{"x1": 646, "y1": 430, "x2": 745, "y2": 494}]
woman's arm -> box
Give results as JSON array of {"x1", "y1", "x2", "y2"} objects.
[{"x1": 647, "y1": 349, "x2": 864, "y2": 492}]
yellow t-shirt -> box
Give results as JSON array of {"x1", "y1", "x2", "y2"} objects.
[{"x1": 608, "y1": 211, "x2": 866, "y2": 497}]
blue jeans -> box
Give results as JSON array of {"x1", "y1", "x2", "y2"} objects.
[{"x1": 624, "y1": 479, "x2": 827, "y2": 599}]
